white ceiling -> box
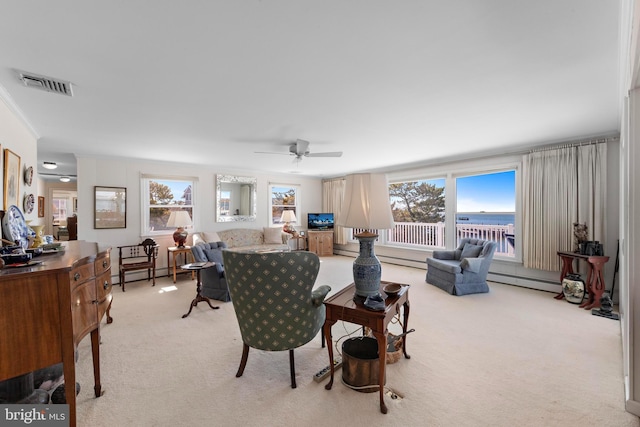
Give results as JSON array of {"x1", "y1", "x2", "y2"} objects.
[{"x1": 0, "y1": 1, "x2": 623, "y2": 181}]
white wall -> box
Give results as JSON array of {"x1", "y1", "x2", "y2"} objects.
[
  {"x1": 75, "y1": 155, "x2": 323, "y2": 275},
  {"x1": 0, "y1": 92, "x2": 38, "y2": 224}
]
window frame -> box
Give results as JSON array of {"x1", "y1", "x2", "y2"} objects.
[
  {"x1": 383, "y1": 162, "x2": 520, "y2": 261},
  {"x1": 268, "y1": 183, "x2": 301, "y2": 228},
  {"x1": 141, "y1": 174, "x2": 198, "y2": 237}
]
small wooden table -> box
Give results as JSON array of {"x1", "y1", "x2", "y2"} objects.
[
  {"x1": 556, "y1": 251, "x2": 610, "y2": 309},
  {"x1": 290, "y1": 234, "x2": 307, "y2": 251},
  {"x1": 180, "y1": 262, "x2": 220, "y2": 318},
  {"x1": 323, "y1": 281, "x2": 410, "y2": 414},
  {"x1": 167, "y1": 246, "x2": 195, "y2": 283}
]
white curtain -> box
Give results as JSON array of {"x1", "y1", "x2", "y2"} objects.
[
  {"x1": 322, "y1": 178, "x2": 348, "y2": 245},
  {"x1": 523, "y1": 142, "x2": 606, "y2": 271}
]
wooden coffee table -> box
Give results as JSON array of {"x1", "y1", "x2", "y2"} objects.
[{"x1": 323, "y1": 281, "x2": 410, "y2": 414}]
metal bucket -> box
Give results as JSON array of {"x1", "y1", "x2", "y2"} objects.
[{"x1": 341, "y1": 337, "x2": 385, "y2": 393}]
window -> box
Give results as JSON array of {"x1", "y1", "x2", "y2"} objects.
[
  {"x1": 141, "y1": 175, "x2": 197, "y2": 235},
  {"x1": 382, "y1": 165, "x2": 519, "y2": 258},
  {"x1": 52, "y1": 198, "x2": 68, "y2": 223},
  {"x1": 269, "y1": 184, "x2": 300, "y2": 226},
  {"x1": 455, "y1": 170, "x2": 516, "y2": 257},
  {"x1": 388, "y1": 178, "x2": 446, "y2": 247}
]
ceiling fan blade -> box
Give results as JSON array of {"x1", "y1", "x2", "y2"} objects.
[
  {"x1": 306, "y1": 151, "x2": 343, "y2": 157},
  {"x1": 254, "y1": 151, "x2": 292, "y2": 156}
]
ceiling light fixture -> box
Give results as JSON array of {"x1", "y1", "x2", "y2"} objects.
[
  {"x1": 59, "y1": 176, "x2": 71, "y2": 182},
  {"x1": 43, "y1": 161, "x2": 57, "y2": 169}
]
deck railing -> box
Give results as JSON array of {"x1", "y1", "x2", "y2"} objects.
[{"x1": 352, "y1": 222, "x2": 515, "y2": 257}]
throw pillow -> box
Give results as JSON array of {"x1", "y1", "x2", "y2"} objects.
[
  {"x1": 460, "y1": 258, "x2": 483, "y2": 274},
  {"x1": 203, "y1": 231, "x2": 221, "y2": 243},
  {"x1": 191, "y1": 244, "x2": 207, "y2": 262},
  {"x1": 263, "y1": 227, "x2": 283, "y2": 244},
  {"x1": 460, "y1": 243, "x2": 483, "y2": 259},
  {"x1": 203, "y1": 245, "x2": 224, "y2": 266}
]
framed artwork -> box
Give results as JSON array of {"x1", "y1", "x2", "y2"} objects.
[
  {"x1": 72, "y1": 197, "x2": 78, "y2": 213},
  {"x1": 38, "y1": 196, "x2": 45, "y2": 217},
  {"x1": 94, "y1": 186, "x2": 126, "y2": 229},
  {"x1": 3, "y1": 149, "x2": 20, "y2": 210}
]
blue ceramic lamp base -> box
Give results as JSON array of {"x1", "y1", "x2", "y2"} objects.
[{"x1": 353, "y1": 232, "x2": 382, "y2": 298}]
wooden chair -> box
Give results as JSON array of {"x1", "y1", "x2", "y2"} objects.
[{"x1": 118, "y1": 238, "x2": 158, "y2": 292}]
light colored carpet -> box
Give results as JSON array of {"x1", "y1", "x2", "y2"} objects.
[{"x1": 75, "y1": 256, "x2": 638, "y2": 426}]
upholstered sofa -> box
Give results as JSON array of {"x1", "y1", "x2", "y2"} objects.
[
  {"x1": 192, "y1": 228, "x2": 291, "y2": 252},
  {"x1": 426, "y1": 238, "x2": 497, "y2": 295}
]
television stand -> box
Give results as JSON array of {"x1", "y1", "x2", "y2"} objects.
[{"x1": 308, "y1": 230, "x2": 333, "y2": 256}]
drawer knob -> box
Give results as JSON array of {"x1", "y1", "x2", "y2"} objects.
[
  {"x1": 103, "y1": 260, "x2": 108, "y2": 268},
  {"x1": 74, "y1": 272, "x2": 81, "y2": 281},
  {"x1": 103, "y1": 281, "x2": 109, "y2": 290}
]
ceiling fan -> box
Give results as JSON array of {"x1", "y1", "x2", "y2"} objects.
[{"x1": 255, "y1": 139, "x2": 343, "y2": 162}]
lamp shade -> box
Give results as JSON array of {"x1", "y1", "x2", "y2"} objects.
[
  {"x1": 166, "y1": 211, "x2": 193, "y2": 228},
  {"x1": 280, "y1": 210, "x2": 297, "y2": 224},
  {"x1": 338, "y1": 173, "x2": 394, "y2": 298},
  {"x1": 338, "y1": 173, "x2": 394, "y2": 230}
]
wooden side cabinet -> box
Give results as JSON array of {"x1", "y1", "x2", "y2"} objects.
[
  {"x1": 308, "y1": 230, "x2": 334, "y2": 256},
  {"x1": 0, "y1": 241, "x2": 112, "y2": 427}
]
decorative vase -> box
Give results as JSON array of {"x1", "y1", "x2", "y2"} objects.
[
  {"x1": 353, "y1": 232, "x2": 382, "y2": 298},
  {"x1": 562, "y1": 273, "x2": 585, "y2": 304},
  {"x1": 31, "y1": 225, "x2": 45, "y2": 248}
]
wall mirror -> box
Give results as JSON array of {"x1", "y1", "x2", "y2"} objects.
[{"x1": 216, "y1": 174, "x2": 257, "y2": 222}]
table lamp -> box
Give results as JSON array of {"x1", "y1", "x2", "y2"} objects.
[
  {"x1": 337, "y1": 173, "x2": 394, "y2": 298},
  {"x1": 167, "y1": 211, "x2": 192, "y2": 247},
  {"x1": 281, "y1": 210, "x2": 297, "y2": 235}
]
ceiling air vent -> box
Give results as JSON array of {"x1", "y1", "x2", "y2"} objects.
[{"x1": 16, "y1": 70, "x2": 73, "y2": 96}]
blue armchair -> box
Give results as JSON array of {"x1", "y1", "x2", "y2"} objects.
[
  {"x1": 191, "y1": 242, "x2": 230, "y2": 302},
  {"x1": 426, "y1": 238, "x2": 497, "y2": 295},
  {"x1": 222, "y1": 250, "x2": 331, "y2": 388}
]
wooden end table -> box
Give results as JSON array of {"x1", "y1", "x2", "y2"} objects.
[
  {"x1": 323, "y1": 281, "x2": 411, "y2": 414},
  {"x1": 167, "y1": 246, "x2": 196, "y2": 283},
  {"x1": 556, "y1": 251, "x2": 610, "y2": 309},
  {"x1": 180, "y1": 262, "x2": 220, "y2": 318}
]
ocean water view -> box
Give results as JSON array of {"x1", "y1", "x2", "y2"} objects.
[{"x1": 456, "y1": 212, "x2": 515, "y2": 225}]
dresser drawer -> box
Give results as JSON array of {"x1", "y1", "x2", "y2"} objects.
[
  {"x1": 96, "y1": 270, "x2": 112, "y2": 302},
  {"x1": 95, "y1": 253, "x2": 111, "y2": 276},
  {"x1": 69, "y1": 262, "x2": 94, "y2": 289},
  {"x1": 71, "y1": 281, "x2": 97, "y2": 342}
]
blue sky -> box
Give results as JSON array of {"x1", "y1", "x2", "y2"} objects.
[{"x1": 456, "y1": 170, "x2": 515, "y2": 212}]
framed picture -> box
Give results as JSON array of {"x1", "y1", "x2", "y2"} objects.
[
  {"x1": 73, "y1": 197, "x2": 78, "y2": 213},
  {"x1": 94, "y1": 186, "x2": 126, "y2": 229},
  {"x1": 3, "y1": 149, "x2": 20, "y2": 210},
  {"x1": 38, "y1": 196, "x2": 45, "y2": 217}
]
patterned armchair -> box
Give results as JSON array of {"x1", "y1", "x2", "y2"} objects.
[{"x1": 222, "y1": 250, "x2": 331, "y2": 388}]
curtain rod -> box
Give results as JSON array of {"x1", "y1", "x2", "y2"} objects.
[{"x1": 529, "y1": 136, "x2": 618, "y2": 153}]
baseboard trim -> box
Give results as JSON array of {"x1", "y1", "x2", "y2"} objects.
[{"x1": 625, "y1": 398, "x2": 640, "y2": 417}]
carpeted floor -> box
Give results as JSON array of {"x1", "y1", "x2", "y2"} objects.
[{"x1": 74, "y1": 256, "x2": 638, "y2": 426}]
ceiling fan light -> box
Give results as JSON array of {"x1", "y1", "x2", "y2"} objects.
[
  {"x1": 59, "y1": 176, "x2": 71, "y2": 182},
  {"x1": 43, "y1": 161, "x2": 57, "y2": 169}
]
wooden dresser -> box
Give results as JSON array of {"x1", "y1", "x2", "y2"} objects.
[
  {"x1": 308, "y1": 230, "x2": 334, "y2": 256},
  {"x1": 0, "y1": 241, "x2": 113, "y2": 427}
]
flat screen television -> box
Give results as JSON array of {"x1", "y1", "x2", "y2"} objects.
[{"x1": 307, "y1": 213, "x2": 334, "y2": 230}]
